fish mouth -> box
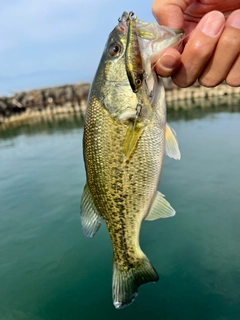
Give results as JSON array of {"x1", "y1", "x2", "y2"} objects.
[{"x1": 121, "y1": 11, "x2": 183, "y2": 106}]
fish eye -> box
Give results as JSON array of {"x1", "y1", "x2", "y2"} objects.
[
  {"x1": 135, "y1": 79, "x2": 142, "y2": 86},
  {"x1": 109, "y1": 42, "x2": 121, "y2": 56}
]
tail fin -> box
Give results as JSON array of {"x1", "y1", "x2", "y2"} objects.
[{"x1": 112, "y1": 256, "x2": 159, "y2": 309}]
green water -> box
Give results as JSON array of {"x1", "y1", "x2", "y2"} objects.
[{"x1": 1, "y1": 106, "x2": 240, "y2": 320}]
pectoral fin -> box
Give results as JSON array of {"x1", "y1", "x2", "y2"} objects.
[
  {"x1": 80, "y1": 184, "x2": 103, "y2": 237},
  {"x1": 145, "y1": 191, "x2": 176, "y2": 221},
  {"x1": 123, "y1": 121, "x2": 144, "y2": 161},
  {"x1": 165, "y1": 123, "x2": 181, "y2": 160}
]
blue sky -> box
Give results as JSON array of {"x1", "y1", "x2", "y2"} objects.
[{"x1": 0, "y1": 0, "x2": 155, "y2": 95}]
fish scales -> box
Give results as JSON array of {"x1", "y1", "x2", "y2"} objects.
[{"x1": 84, "y1": 92, "x2": 165, "y2": 267}]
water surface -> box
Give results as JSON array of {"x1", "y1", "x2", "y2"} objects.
[{"x1": 1, "y1": 106, "x2": 240, "y2": 320}]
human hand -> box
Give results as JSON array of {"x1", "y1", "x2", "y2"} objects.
[{"x1": 152, "y1": 0, "x2": 240, "y2": 87}]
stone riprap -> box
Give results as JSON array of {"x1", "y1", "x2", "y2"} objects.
[{"x1": 0, "y1": 81, "x2": 239, "y2": 127}]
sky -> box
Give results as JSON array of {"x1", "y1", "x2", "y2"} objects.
[{"x1": 0, "y1": 0, "x2": 156, "y2": 95}]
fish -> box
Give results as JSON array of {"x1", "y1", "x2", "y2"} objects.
[{"x1": 80, "y1": 11, "x2": 182, "y2": 309}]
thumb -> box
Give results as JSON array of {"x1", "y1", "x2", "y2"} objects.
[{"x1": 152, "y1": 0, "x2": 195, "y2": 28}]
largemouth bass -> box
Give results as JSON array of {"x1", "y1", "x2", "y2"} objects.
[{"x1": 81, "y1": 11, "x2": 182, "y2": 309}]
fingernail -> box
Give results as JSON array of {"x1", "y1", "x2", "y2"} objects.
[
  {"x1": 228, "y1": 9, "x2": 240, "y2": 29},
  {"x1": 199, "y1": 11, "x2": 225, "y2": 37},
  {"x1": 159, "y1": 54, "x2": 177, "y2": 70}
]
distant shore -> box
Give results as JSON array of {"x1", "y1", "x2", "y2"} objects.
[{"x1": 0, "y1": 80, "x2": 240, "y2": 129}]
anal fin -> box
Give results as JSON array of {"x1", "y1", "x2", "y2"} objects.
[
  {"x1": 145, "y1": 191, "x2": 176, "y2": 221},
  {"x1": 80, "y1": 184, "x2": 103, "y2": 237}
]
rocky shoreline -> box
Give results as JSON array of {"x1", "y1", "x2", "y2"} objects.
[
  {"x1": 0, "y1": 83, "x2": 89, "y2": 124},
  {"x1": 0, "y1": 80, "x2": 240, "y2": 129}
]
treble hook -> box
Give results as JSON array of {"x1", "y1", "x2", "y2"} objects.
[
  {"x1": 129, "y1": 11, "x2": 137, "y2": 20},
  {"x1": 136, "y1": 102, "x2": 142, "y2": 118}
]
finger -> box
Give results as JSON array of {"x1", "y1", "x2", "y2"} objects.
[
  {"x1": 226, "y1": 54, "x2": 240, "y2": 87},
  {"x1": 199, "y1": 10, "x2": 240, "y2": 87},
  {"x1": 154, "y1": 47, "x2": 181, "y2": 77},
  {"x1": 185, "y1": 0, "x2": 240, "y2": 18},
  {"x1": 172, "y1": 11, "x2": 225, "y2": 87},
  {"x1": 152, "y1": 0, "x2": 194, "y2": 29},
  {"x1": 225, "y1": 10, "x2": 240, "y2": 87}
]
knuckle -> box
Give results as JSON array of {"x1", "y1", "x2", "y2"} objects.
[
  {"x1": 188, "y1": 40, "x2": 212, "y2": 60},
  {"x1": 152, "y1": 7, "x2": 157, "y2": 17},
  {"x1": 221, "y1": 34, "x2": 235, "y2": 48},
  {"x1": 152, "y1": 1, "x2": 158, "y2": 16},
  {"x1": 219, "y1": 31, "x2": 240, "y2": 50},
  {"x1": 152, "y1": 0, "x2": 164, "y2": 17},
  {"x1": 172, "y1": 74, "x2": 194, "y2": 88}
]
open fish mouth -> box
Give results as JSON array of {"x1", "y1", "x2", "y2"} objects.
[
  {"x1": 119, "y1": 11, "x2": 183, "y2": 103},
  {"x1": 114, "y1": 11, "x2": 183, "y2": 161}
]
